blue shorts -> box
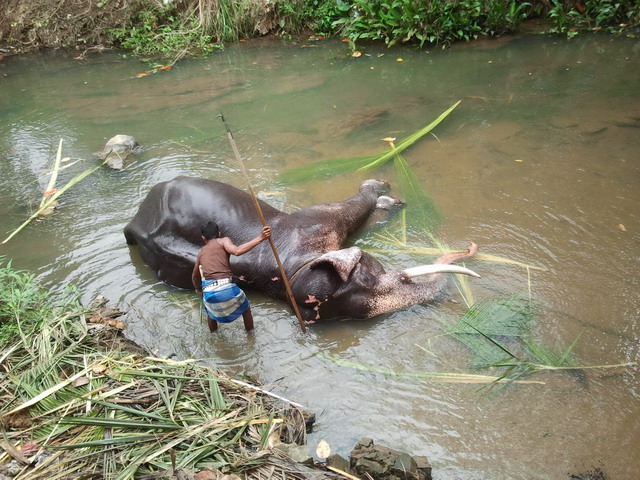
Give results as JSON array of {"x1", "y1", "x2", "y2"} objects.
[{"x1": 202, "y1": 278, "x2": 249, "y2": 323}]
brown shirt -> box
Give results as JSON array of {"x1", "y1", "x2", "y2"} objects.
[{"x1": 193, "y1": 239, "x2": 232, "y2": 288}]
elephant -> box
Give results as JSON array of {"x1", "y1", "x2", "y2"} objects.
[
  {"x1": 96, "y1": 134, "x2": 140, "y2": 169},
  {"x1": 124, "y1": 176, "x2": 479, "y2": 322}
]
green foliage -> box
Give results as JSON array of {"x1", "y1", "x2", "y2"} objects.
[
  {"x1": 332, "y1": 0, "x2": 532, "y2": 47},
  {"x1": 0, "y1": 259, "x2": 42, "y2": 345},
  {"x1": 445, "y1": 296, "x2": 584, "y2": 387},
  {"x1": 279, "y1": 101, "x2": 461, "y2": 184},
  {"x1": 1, "y1": 299, "x2": 303, "y2": 478},
  {"x1": 304, "y1": 0, "x2": 352, "y2": 35},
  {"x1": 0, "y1": 259, "x2": 82, "y2": 346},
  {"x1": 548, "y1": 0, "x2": 640, "y2": 35},
  {"x1": 107, "y1": 4, "x2": 219, "y2": 56}
]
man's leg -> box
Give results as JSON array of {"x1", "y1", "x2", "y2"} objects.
[
  {"x1": 207, "y1": 317, "x2": 218, "y2": 332},
  {"x1": 242, "y1": 308, "x2": 254, "y2": 331}
]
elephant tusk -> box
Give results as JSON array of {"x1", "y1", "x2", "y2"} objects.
[{"x1": 403, "y1": 264, "x2": 481, "y2": 278}]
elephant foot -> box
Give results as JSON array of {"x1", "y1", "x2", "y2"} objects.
[
  {"x1": 361, "y1": 179, "x2": 390, "y2": 196},
  {"x1": 375, "y1": 195, "x2": 405, "y2": 211}
]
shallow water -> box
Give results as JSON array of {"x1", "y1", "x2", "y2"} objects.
[{"x1": 1, "y1": 33, "x2": 639, "y2": 479}]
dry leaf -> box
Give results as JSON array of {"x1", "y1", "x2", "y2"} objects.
[
  {"x1": 618, "y1": 224, "x2": 626, "y2": 231},
  {"x1": 194, "y1": 468, "x2": 218, "y2": 480},
  {"x1": 109, "y1": 319, "x2": 125, "y2": 330},
  {"x1": 92, "y1": 364, "x2": 108, "y2": 375},
  {"x1": 6, "y1": 411, "x2": 32, "y2": 429},
  {"x1": 352, "y1": 51, "x2": 362, "y2": 57},
  {"x1": 73, "y1": 376, "x2": 90, "y2": 387}
]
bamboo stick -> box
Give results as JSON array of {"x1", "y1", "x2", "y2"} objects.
[{"x1": 218, "y1": 114, "x2": 306, "y2": 333}]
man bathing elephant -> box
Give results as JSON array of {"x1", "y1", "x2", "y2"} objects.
[
  {"x1": 124, "y1": 176, "x2": 479, "y2": 323},
  {"x1": 193, "y1": 221, "x2": 271, "y2": 332}
]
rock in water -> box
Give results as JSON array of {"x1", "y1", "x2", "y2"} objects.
[{"x1": 97, "y1": 134, "x2": 139, "y2": 169}]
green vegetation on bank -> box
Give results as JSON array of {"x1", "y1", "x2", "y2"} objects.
[
  {"x1": 0, "y1": 260, "x2": 307, "y2": 479},
  {"x1": 0, "y1": 0, "x2": 638, "y2": 55},
  {"x1": 0, "y1": 258, "x2": 81, "y2": 345}
]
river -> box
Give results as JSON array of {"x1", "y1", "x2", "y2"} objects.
[{"x1": 1, "y1": 33, "x2": 639, "y2": 479}]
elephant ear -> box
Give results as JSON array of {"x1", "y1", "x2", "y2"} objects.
[{"x1": 308, "y1": 247, "x2": 362, "y2": 282}]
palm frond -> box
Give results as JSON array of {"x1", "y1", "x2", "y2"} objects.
[
  {"x1": 447, "y1": 296, "x2": 536, "y2": 338},
  {"x1": 1, "y1": 270, "x2": 310, "y2": 479},
  {"x1": 278, "y1": 101, "x2": 461, "y2": 184},
  {"x1": 278, "y1": 154, "x2": 378, "y2": 184},
  {"x1": 393, "y1": 153, "x2": 442, "y2": 234},
  {"x1": 323, "y1": 355, "x2": 544, "y2": 385}
]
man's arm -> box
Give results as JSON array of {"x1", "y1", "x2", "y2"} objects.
[
  {"x1": 192, "y1": 255, "x2": 202, "y2": 291},
  {"x1": 222, "y1": 226, "x2": 271, "y2": 256}
]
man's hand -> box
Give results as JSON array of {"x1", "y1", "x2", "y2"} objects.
[{"x1": 260, "y1": 225, "x2": 272, "y2": 240}]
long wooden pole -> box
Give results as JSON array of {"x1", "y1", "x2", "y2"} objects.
[{"x1": 218, "y1": 114, "x2": 306, "y2": 333}]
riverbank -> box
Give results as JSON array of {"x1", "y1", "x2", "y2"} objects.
[
  {"x1": 0, "y1": 0, "x2": 638, "y2": 56},
  {"x1": 0, "y1": 265, "x2": 435, "y2": 479}
]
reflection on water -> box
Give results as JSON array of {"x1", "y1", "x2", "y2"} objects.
[{"x1": 1, "y1": 34, "x2": 639, "y2": 479}]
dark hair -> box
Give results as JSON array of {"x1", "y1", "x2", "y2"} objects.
[{"x1": 201, "y1": 221, "x2": 219, "y2": 240}]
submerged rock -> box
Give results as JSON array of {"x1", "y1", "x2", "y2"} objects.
[
  {"x1": 349, "y1": 438, "x2": 432, "y2": 480},
  {"x1": 96, "y1": 134, "x2": 140, "y2": 169}
]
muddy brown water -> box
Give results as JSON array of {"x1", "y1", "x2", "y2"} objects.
[{"x1": 1, "y1": 34, "x2": 639, "y2": 479}]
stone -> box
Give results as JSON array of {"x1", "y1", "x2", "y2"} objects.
[
  {"x1": 274, "y1": 443, "x2": 314, "y2": 465},
  {"x1": 414, "y1": 455, "x2": 433, "y2": 480},
  {"x1": 390, "y1": 452, "x2": 418, "y2": 478},
  {"x1": 326, "y1": 453, "x2": 351, "y2": 474},
  {"x1": 349, "y1": 438, "x2": 427, "y2": 480}
]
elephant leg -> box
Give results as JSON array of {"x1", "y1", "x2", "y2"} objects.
[{"x1": 296, "y1": 180, "x2": 393, "y2": 241}]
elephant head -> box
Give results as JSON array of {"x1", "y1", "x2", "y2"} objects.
[{"x1": 287, "y1": 243, "x2": 479, "y2": 322}]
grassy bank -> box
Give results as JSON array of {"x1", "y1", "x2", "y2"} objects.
[
  {"x1": 0, "y1": 0, "x2": 638, "y2": 56},
  {"x1": 0, "y1": 261, "x2": 315, "y2": 479}
]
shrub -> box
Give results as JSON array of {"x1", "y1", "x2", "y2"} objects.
[
  {"x1": 0, "y1": 259, "x2": 82, "y2": 346},
  {"x1": 332, "y1": 0, "x2": 532, "y2": 47}
]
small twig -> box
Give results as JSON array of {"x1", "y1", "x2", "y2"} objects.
[
  {"x1": 228, "y1": 378, "x2": 306, "y2": 409},
  {"x1": 0, "y1": 440, "x2": 30, "y2": 464}
]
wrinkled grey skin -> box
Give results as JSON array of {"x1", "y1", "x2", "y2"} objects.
[
  {"x1": 97, "y1": 135, "x2": 140, "y2": 169},
  {"x1": 124, "y1": 176, "x2": 478, "y2": 322}
]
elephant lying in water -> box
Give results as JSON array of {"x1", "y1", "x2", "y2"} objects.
[{"x1": 124, "y1": 176, "x2": 479, "y2": 322}]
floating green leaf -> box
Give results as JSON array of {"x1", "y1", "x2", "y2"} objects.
[{"x1": 278, "y1": 101, "x2": 461, "y2": 184}]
